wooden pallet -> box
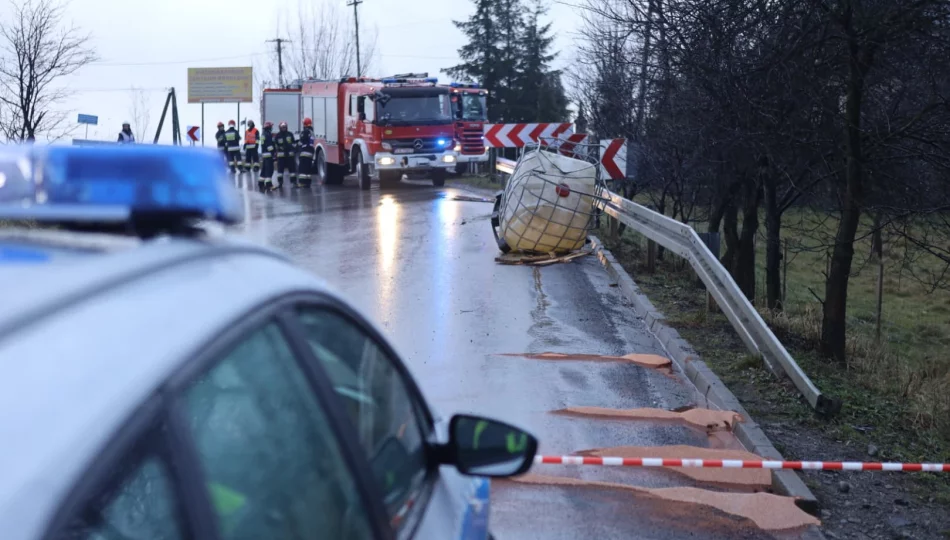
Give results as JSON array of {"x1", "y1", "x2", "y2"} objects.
[{"x1": 495, "y1": 248, "x2": 593, "y2": 266}]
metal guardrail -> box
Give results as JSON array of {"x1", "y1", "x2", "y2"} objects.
[{"x1": 495, "y1": 156, "x2": 840, "y2": 416}]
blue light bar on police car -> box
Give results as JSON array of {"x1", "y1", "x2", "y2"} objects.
[{"x1": 0, "y1": 145, "x2": 243, "y2": 225}]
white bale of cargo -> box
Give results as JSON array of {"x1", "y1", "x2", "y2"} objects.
[{"x1": 497, "y1": 147, "x2": 601, "y2": 254}]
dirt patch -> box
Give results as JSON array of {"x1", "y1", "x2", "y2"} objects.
[
  {"x1": 511, "y1": 473, "x2": 820, "y2": 532},
  {"x1": 574, "y1": 445, "x2": 772, "y2": 490}
]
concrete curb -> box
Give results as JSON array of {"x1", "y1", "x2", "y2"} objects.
[{"x1": 589, "y1": 236, "x2": 821, "y2": 517}]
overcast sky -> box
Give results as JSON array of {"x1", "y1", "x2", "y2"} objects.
[{"x1": 31, "y1": 0, "x2": 580, "y2": 144}]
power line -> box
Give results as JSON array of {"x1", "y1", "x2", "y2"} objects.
[
  {"x1": 90, "y1": 52, "x2": 266, "y2": 67},
  {"x1": 71, "y1": 87, "x2": 167, "y2": 92},
  {"x1": 286, "y1": 47, "x2": 457, "y2": 61}
]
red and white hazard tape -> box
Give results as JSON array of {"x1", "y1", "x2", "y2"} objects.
[{"x1": 534, "y1": 455, "x2": 949, "y2": 472}]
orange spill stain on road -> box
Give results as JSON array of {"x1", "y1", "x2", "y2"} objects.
[
  {"x1": 554, "y1": 405, "x2": 744, "y2": 433},
  {"x1": 499, "y1": 352, "x2": 672, "y2": 370},
  {"x1": 510, "y1": 474, "x2": 820, "y2": 532},
  {"x1": 575, "y1": 445, "x2": 771, "y2": 490}
]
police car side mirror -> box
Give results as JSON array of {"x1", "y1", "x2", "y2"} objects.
[{"x1": 437, "y1": 414, "x2": 537, "y2": 477}]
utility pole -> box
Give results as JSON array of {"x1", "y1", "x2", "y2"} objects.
[
  {"x1": 266, "y1": 38, "x2": 291, "y2": 87},
  {"x1": 347, "y1": 0, "x2": 363, "y2": 77}
]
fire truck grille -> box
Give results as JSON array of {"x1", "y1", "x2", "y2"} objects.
[
  {"x1": 459, "y1": 125, "x2": 485, "y2": 155},
  {"x1": 387, "y1": 138, "x2": 445, "y2": 154}
]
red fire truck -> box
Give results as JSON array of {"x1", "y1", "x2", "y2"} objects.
[
  {"x1": 301, "y1": 74, "x2": 459, "y2": 189},
  {"x1": 444, "y1": 82, "x2": 490, "y2": 174}
]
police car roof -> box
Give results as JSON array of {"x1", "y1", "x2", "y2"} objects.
[{"x1": 0, "y1": 231, "x2": 331, "y2": 540}]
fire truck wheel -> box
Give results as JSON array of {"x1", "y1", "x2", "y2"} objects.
[
  {"x1": 379, "y1": 170, "x2": 401, "y2": 188},
  {"x1": 355, "y1": 150, "x2": 371, "y2": 190},
  {"x1": 315, "y1": 150, "x2": 327, "y2": 184},
  {"x1": 430, "y1": 169, "x2": 446, "y2": 187}
]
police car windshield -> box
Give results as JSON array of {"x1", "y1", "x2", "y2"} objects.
[
  {"x1": 377, "y1": 93, "x2": 452, "y2": 126},
  {"x1": 459, "y1": 94, "x2": 487, "y2": 121}
]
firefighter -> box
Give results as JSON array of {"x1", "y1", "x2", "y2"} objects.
[
  {"x1": 297, "y1": 118, "x2": 315, "y2": 188},
  {"x1": 274, "y1": 121, "x2": 297, "y2": 187},
  {"x1": 117, "y1": 122, "x2": 135, "y2": 143},
  {"x1": 214, "y1": 122, "x2": 227, "y2": 165},
  {"x1": 259, "y1": 121, "x2": 277, "y2": 192},
  {"x1": 224, "y1": 120, "x2": 242, "y2": 173},
  {"x1": 243, "y1": 120, "x2": 260, "y2": 173}
]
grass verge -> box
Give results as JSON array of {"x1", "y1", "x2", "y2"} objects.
[{"x1": 599, "y1": 222, "x2": 950, "y2": 505}]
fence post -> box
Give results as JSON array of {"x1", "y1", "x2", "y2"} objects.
[{"x1": 782, "y1": 238, "x2": 789, "y2": 307}]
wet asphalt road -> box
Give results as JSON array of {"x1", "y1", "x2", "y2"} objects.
[{"x1": 233, "y1": 176, "x2": 778, "y2": 539}]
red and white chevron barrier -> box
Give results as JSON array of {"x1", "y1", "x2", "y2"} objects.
[
  {"x1": 484, "y1": 123, "x2": 573, "y2": 148},
  {"x1": 534, "y1": 455, "x2": 950, "y2": 472},
  {"x1": 600, "y1": 138, "x2": 627, "y2": 180},
  {"x1": 484, "y1": 123, "x2": 630, "y2": 179}
]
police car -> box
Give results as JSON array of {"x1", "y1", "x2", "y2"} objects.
[{"x1": 0, "y1": 145, "x2": 538, "y2": 540}]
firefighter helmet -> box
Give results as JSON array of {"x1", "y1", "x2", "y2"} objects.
[
  {"x1": 247, "y1": 120, "x2": 255, "y2": 128},
  {"x1": 279, "y1": 121, "x2": 288, "y2": 130},
  {"x1": 217, "y1": 122, "x2": 224, "y2": 128},
  {"x1": 228, "y1": 120, "x2": 236, "y2": 127},
  {"x1": 263, "y1": 121, "x2": 274, "y2": 129},
  {"x1": 303, "y1": 117, "x2": 312, "y2": 127}
]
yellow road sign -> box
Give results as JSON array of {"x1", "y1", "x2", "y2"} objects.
[{"x1": 188, "y1": 67, "x2": 253, "y2": 103}]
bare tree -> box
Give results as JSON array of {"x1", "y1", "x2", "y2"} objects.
[
  {"x1": 0, "y1": 0, "x2": 97, "y2": 141},
  {"x1": 262, "y1": 1, "x2": 379, "y2": 86},
  {"x1": 127, "y1": 86, "x2": 152, "y2": 142}
]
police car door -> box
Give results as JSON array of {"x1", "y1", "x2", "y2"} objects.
[{"x1": 288, "y1": 303, "x2": 489, "y2": 540}]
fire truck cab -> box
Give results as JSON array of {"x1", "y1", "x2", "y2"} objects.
[
  {"x1": 444, "y1": 83, "x2": 490, "y2": 174},
  {"x1": 302, "y1": 75, "x2": 458, "y2": 190}
]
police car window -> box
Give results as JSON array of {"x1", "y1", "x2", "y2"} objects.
[
  {"x1": 57, "y1": 456, "x2": 185, "y2": 540},
  {"x1": 295, "y1": 308, "x2": 429, "y2": 538},
  {"x1": 182, "y1": 323, "x2": 373, "y2": 540}
]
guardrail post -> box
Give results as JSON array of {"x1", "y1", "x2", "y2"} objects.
[
  {"x1": 646, "y1": 239, "x2": 657, "y2": 273},
  {"x1": 698, "y1": 232, "x2": 721, "y2": 313},
  {"x1": 489, "y1": 148, "x2": 498, "y2": 184}
]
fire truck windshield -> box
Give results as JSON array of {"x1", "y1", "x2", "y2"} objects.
[
  {"x1": 459, "y1": 94, "x2": 488, "y2": 121},
  {"x1": 377, "y1": 94, "x2": 452, "y2": 126}
]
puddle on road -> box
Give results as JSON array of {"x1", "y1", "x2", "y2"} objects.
[
  {"x1": 499, "y1": 352, "x2": 673, "y2": 372},
  {"x1": 553, "y1": 405, "x2": 744, "y2": 434},
  {"x1": 506, "y1": 474, "x2": 820, "y2": 532},
  {"x1": 572, "y1": 445, "x2": 771, "y2": 491}
]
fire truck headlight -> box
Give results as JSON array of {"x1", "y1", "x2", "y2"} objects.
[
  {"x1": 442, "y1": 155, "x2": 457, "y2": 163},
  {"x1": 378, "y1": 157, "x2": 396, "y2": 166},
  {"x1": 454, "y1": 143, "x2": 462, "y2": 152}
]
